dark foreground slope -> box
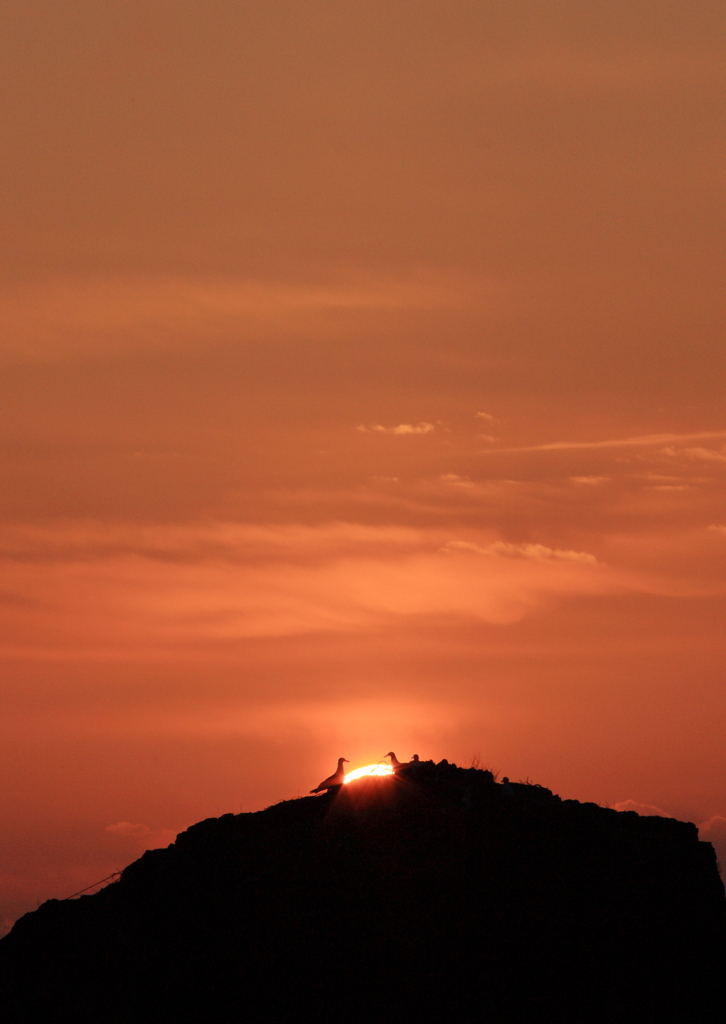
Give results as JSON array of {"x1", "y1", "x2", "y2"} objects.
[{"x1": 1, "y1": 762, "x2": 724, "y2": 1023}]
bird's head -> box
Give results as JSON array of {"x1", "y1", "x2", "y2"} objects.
[
  {"x1": 339, "y1": 758, "x2": 349, "y2": 763},
  {"x1": 384, "y1": 751, "x2": 395, "y2": 759}
]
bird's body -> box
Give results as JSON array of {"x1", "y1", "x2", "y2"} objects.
[
  {"x1": 310, "y1": 757, "x2": 348, "y2": 793},
  {"x1": 384, "y1": 751, "x2": 408, "y2": 770}
]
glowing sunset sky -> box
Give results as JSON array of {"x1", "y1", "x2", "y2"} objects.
[{"x1": 1, "y1": 1, "x2": 725, "y2": 931}]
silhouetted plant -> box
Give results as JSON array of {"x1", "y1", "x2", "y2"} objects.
[{"x1": 467, "y1": 752, "x2": 499, "y2": 780}]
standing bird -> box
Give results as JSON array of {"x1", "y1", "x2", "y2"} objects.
[
  {"x1": 384, "y1": 751, "x2": 408, "y2": 770},
  {"x1": 310, "y1": 757, "x2": 348, "y2": 793}
]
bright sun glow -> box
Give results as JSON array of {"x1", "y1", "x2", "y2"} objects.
[{"x1": 344, "y1": 763, "x2": 394, "y2": 784}]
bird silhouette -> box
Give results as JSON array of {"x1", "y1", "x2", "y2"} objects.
[
  {"x1": 384, "y1": 751, "x2": 408, "y2": 770},
  {"x1": 310, "y1": 757, "x2": 348, "y2": 793}
]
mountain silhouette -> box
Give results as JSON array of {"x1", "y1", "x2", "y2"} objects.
[{"x1": 1, "y1": 760, "x2": 724, "y2": 1022}]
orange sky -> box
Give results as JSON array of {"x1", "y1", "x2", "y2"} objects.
[{"x1": 2, "y1": 1, "x2": 725, "y2": 932}]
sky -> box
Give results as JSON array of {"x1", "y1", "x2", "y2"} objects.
[{"x1": 1, "y1": 0, "x2": 725, "y2": 932}]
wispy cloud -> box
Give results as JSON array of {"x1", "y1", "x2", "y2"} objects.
[
  {"x1": 488, "y1": 542, "x2": 598, "y2": 565},
  {"x1": 105, "y1": 821, "x2": 154, "y2": 838},
  {"x1": 443, "y1": 540, "x2": 598, "y2": 565},
  {"x1": 613, "y1": 799, "x2": 670, "y2": 817},
  {"x1": 357, "y1": 422, "x2": 436, "y2": 435},
  {"x1": 489, "y1": 431, "x2": 726, "y2": 454},
  {"x1": 698, "y1": 816, "x2": 726, "y2": 871},
  {"x1": 439, "y1": 473, "x2": 471, "y2": 484},
  {"x1": 0, "y1": 273, "x2": 476, "y2": 362},
  {"x1": 664, "y1": 446, "x2": 726, "y2": 463}
]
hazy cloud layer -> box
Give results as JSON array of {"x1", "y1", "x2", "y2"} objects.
[
  {"x1": 1, "y1": 516, "x2": 724, "y2": 658},
  {"x1": 0, "y1": 521, "x2": 612, "y2": 650}
]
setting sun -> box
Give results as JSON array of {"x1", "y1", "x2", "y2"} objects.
[{"x1": 344, "y1": 764, "x2": 395, "y2": 784}]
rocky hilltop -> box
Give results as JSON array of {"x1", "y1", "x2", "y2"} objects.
[{"x1": 1, "y1": 760, "x2": 724, "y2": 1022}]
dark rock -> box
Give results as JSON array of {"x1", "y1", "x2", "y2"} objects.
[{"x1": 1, "y1": 764, "x2": 724, "y2": 1022}]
